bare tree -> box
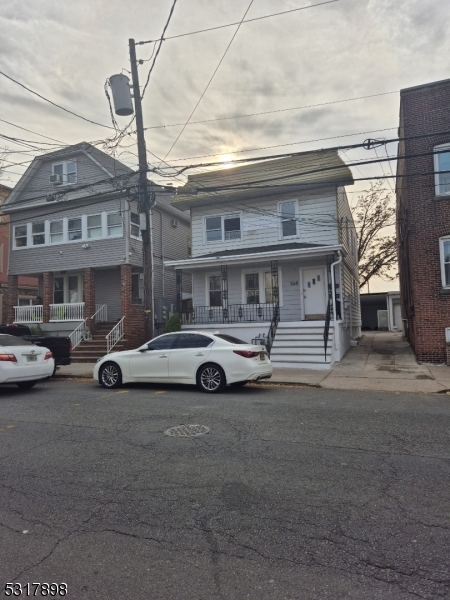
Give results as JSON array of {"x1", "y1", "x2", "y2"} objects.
[{"x1": 352, "y1": 181, "x2": 397, "y2": 289}]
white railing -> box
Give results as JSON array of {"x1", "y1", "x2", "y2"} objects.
[
  {"x1": 106, "y1": 317, "x2": 125, "y2": 353},
  {"x1": 92, "y1": 304, "x2": 107, "y2": 323},
  {"x1": 70, "y1": 319, "x2": 88, "y2": 350},
  {"x1": 50, "y1": 302, "x2": 85, "y2": 322},
  {"x1": 14, "y1": 305, "x2": 43, "y2": 323}
]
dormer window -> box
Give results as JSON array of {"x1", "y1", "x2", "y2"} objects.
[
  {"x1": 434, "y1": 144, "x2": 450, "y2": 196},
  {"x1": 52, "y1": 160, "x2": 77, "y2": 185}
]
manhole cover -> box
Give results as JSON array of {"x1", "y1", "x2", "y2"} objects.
[{"x1": 164, "y1": 424, "x2": 210, "y2": 438}]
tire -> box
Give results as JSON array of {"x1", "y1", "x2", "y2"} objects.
[
  {"x1": 16, "y1": 380, "x2": 37, "y2": 389},
  {"x1": 197, "y1": 363, "x2": 226, "y2": 394},
  {"x1": 52, "y1": 363, "x2": 58, "y2": 377},
  {"x1": 230, "y1": 381, "x2": 248, "y2": 387},
  {"x1": 99, "y1": 362, "x2": 122, "y2": 389}
]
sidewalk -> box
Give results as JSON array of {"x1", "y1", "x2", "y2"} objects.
[{"x1": 54, "y1": 332, "x2": 450, "y2": 394}]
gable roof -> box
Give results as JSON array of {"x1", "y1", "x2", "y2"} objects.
[
  {"x1": 172, "y1": 148, "x2": 354, "y2": 210},
  {"x1": 3, "y1": 142, "x2": 135, "y2": 210}
]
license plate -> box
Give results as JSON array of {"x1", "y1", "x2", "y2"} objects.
[
  {"x1": 259, "y1": 352, "x2": 265, "y2": 360},
  {"x1": 26, "y1": 355, "x2": 37, "y2": 362}
]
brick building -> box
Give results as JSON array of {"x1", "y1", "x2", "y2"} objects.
[
  {"x1": 397, "y1": 78, "x2": 450, "y2": 363},
  {"x1": 0, "y1": 184, "x2": 38, "y2": 323}
]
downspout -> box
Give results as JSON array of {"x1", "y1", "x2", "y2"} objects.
[
  {"x1": 149, "y1": 208, "x2": 155, "y2": 328},
  {"x1": 330, "y1": 250, "x2": 342, "y2": 360}
]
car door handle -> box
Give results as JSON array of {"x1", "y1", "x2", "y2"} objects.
[
  {"x1": 159, "y1": 354, "x2": 168, "y2": 358},
  {"x1": 195, "y1": 352, "x2": 205, "y2": 356}
]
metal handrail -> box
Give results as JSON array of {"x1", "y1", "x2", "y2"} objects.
[
  {"x1": 266, "y1": 305, "x2": 280, "y2": 356},
  {"x1": 106, "y1": 317, "x2": 125, "y2": 353},
  {"x1": 70, "y1": 319, "x2": 88, "y2": 350},
  {"x1": 323, "y1": 300, "x2": 332, "y2": 361},
  {"x1": 91, "y1": 304, "x2": 108, "y2": 322}
]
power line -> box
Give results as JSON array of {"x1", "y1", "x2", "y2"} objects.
[
  {"x1": 0, "y1": 118, "x2": 68, "y2": 145},
  {"x1": 137, "y1": 0, "x2": 340, "y2": 45},
  {"x1": 0, "y1": 70, "x2": 114, "y2": 130},
  {"x1": 160, "y1": 0, "x2": 255, "y2": 164}
]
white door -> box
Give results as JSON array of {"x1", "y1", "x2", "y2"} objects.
[
  {"x1": 168, "y1": 333, "x2": 212, "y2": 382},
  {"x1": 128, "y1": 334, "x2": 178, "y2": 380},
  {"x1": 302, "y1": 268, "x2": 327, "y2": 319},
  {"x1": 393, "y1": 302, "x2": 402, "y2": 330}
]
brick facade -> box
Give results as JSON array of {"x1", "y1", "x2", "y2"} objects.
[
  {"x1": 83, "y1": 267, "x2": 96, "y2": 334},
  {"x1": 120, "y1": 264, "x2": 146, "y2": 349},
  {"x1": 6, "y1": 275, "x2": 18, "y2": 323},
  {"x1": 42, "y1": 272, "x2": 54, "y2": 323},
  {"x1": 397, "y1": 78, "x2": 450, "y2": 363}
]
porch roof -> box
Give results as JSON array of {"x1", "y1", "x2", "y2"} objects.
[{"x1": 165, "y1": 243, "x2": 344, "y2": 270}]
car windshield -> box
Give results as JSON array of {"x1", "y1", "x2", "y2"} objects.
[
  {"x1": 214, "y1": 334, "x2": 248, "y2": 345},
  {"x1": 0, "y1": 335, "x2": 33, "y2": 347}
]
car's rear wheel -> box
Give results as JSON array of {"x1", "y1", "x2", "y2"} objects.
[
  {"x1": 16, "y1": 380, "x2": 37, "y2": 389},
  {"x1": 99, "y1": 362, "x2": 122, "y2": 389},
  {"x1": 197, "y1": 363, "x2": 226, "y2": 394},
  {"x1": 230, "y1": 381, "x2": 248, "y2": 387}
]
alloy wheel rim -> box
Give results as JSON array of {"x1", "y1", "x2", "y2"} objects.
[
  {"x1": 102, "y1": 365, "x2": 118, "y2": 386},
  {"x1": 201, "y1": 367, "x2": 221, "y2": 391}
]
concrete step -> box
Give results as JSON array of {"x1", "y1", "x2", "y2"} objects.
[
  {"x1": 272, "y1": 341, "x2": 333, "y2": 349},
  {"x1": 270, "y1": 359, "x2": 332, "y2": 369},
  {"x1": 271, "y1": 347, "x2": 333, "y2": 356},
  {"x1": 274, "y1": 335, "x2": 333, "y2": 342}
]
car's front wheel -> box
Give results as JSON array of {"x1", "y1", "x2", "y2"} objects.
[
  {"x1": 197, "y1": 363, "x2": 226, "y2": 394},
  {"x1": 99, "y1": 362, "x2": 122, "y2": 389},
  {"x1": 16, "y1": 380, "x2": 37, "y2": 389}
]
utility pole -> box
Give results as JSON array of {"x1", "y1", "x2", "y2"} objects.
[{"x1": 128, "y1": 38, "x2": 153, "y2": 341}]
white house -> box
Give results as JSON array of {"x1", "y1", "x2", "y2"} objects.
[{"x1": 165, "y1": 150, "x2": 361, "y2": 369}]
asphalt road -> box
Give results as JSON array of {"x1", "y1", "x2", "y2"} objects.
[{"x1": 0, "y1": 379, "x2": 449, "y2": 600}]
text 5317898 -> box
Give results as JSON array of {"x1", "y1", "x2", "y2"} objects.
[{"x1": 4, "y1": 583, "x2": 67, "y2": 596}]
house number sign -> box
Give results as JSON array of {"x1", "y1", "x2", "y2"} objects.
[{"x1": 290, "y1": 280, "x2": 299, "y2": 286}]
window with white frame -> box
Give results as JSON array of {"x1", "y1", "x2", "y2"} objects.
[
  {"x1": 205, "y1": 214, "x2": 241, "y2": 242},
  {"x1": 50, "y1": 220, "x2": 64, "y2": 244},
  {"x1": 52, "y1": 160, "x2": 77, "y2": 184},
  {"x1": 130, "y1": 212, "x2": 141, "y2": 239},
  {"x1": 279, "y1": 201, "x2": 297, "y2": 238},
  {"x1": 32, "y1": 222, "x2": 45, "y2": 246},
  {"x1": 14, "y1": 225, "x2": 28, "y2": 248},
  {"x1": 440, "y1": 237, "x2": 450, "y2": 287},
  {"x1": 107, "y1": 212, "x2": 123, "y2": 236},
  {"x1": 18, "y1": 297, "x2": 34, "y2": 306},
  {"x1": 208, "y1": 275, "x2": 222, "y2": 306},
  {"x1": 68, "y1": 218, "x2": 82, "y2": 241},
  {"x1": 435, "y1": 144, "x2": 450, "y2": 196},
  {"x1": 245, "y1": 273, "x2": 260, "y2": 304},
  {"x1": 87, "y1": 214, "x2": 102, "y2": 238}
]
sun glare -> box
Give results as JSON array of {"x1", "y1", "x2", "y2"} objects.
[{"x1": 220, "y1": 154, "x2": 234, "y2": 169}]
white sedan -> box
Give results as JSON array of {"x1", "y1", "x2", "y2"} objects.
[
  {"x1": 0, "y1": 334, "x2": 54, "y2": 389},
  {"x1": 94, "y1": 331, "x2": 272, "y2": 393}
]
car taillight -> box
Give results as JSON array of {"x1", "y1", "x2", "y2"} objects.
[
  {"x1": 45, "y1": 351, "x2": 53, "y2": 360},
  {"x1": 0, "y1": 354, "x2": 17, "y2": 362},
  {"x1": 233, "y1": 350, "x2": 260, "y2": 359}
]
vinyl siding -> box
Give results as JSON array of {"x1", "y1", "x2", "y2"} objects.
[{"x1": 190, "y1": 186, "x2": 338, "y2": 257}]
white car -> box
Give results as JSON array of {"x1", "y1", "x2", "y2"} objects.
[
  {"x1": 94, "y1": 331, "x2": 272, "y2": 393},
  {"x1": 0, "y1": 334, "x2": 55, "y2": 389}
]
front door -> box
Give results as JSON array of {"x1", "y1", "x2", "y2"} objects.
[
  {"x1": 54, "y1": 273, "x2": 83, "y2": 304},
  {"x1": 302, "y1": 268, "x2": 326, "y2": 320}
]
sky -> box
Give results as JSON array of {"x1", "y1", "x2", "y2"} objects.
[{"x1": 0, "y1": 0, "x2": 449, "y2": 292}]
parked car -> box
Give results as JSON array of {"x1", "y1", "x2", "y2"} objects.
[
  {"x1": 0, "y1": 325, "x2": 71, "y2": 376},
  {"x1": 0, "y1": 334, "x2": 54, "y2": 388},
  {"x1": 94, "y1": 331, "x2": 273, "y2": 393}
]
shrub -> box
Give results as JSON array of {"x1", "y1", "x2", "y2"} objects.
[{"x1": 163, "y1": 313, "x2": 181, "y2": 333}]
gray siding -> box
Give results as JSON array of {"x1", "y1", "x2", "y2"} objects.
[
  {"x1": 95, "y1": 268, "x2": 122, "y2": 321},
  {"x1": 190, "y1": 186, "x2": 339, "y2": 258}
]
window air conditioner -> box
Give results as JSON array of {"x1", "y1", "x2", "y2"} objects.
[
  {"x1": 171, "y1": 219, "x2": 179, "y2": 227},
  {"x1": 49, "y1": 174, "x2": 64, "y2": 185}
]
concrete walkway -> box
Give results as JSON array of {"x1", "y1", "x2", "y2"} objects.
[{"x1": 54, "y1": 331, "x2": 450, "y2": 394}]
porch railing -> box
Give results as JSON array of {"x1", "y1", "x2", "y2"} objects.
[
  {"x1": 92, "y1": 304, "x2": 108, "y2": 323},
  {"x1": 106, "y1": 317, "x2": 125, "y2": 353},
  {"x1": 182, "y1": 303, "x2": 278, "y2": 324},
  {"x1": 266, "y1": 305, "x2": 280, "y2": 356},
  {"x1": 69, "y1": 319, "x2": 91, "y2": 350},
  {"x1": 50, "y1": 303, "x2": 85, "y2": 322},
  {"x1": 14, "y1": 305, "x2": 43, "y2": 324}
]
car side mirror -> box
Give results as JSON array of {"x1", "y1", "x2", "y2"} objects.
[{"x1": 138, "y1": 347, "x2": 149, "y2": 353}]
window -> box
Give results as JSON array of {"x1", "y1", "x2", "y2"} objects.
[
  {"x1": 245, "y1": 273, "x2": 260, "y2": 304},
  {"x1": 107, "y1": 212, "x2": 123, "y2": 236},
  {"x1": 205, "y1": 214, "x2": 241, "y2": 242},
  {"x1": 130, "y1": 212, "x2": 141, "y2": 238},
  {"x1": 147, "y1": 335, "x2": 177, "y2": 351},
  {"x1": 50, "y1": 220, "x2": 63, "y2": 244},
  {"x1": 32, "y1": 222, "x2": 45, "y2": 245},
  {"x1": 435, "y1": 145, "x2": 450, "y2": 196},
  {"x1": 264, "y1": 271, "x2": 278, "y2": 303},
  {"x1": 18, "y1": 298, "x2": 33, "y2": 306},
  {"x1": 440, "y1": 237, "x2": 450, "y2": 287},
  {"x1": 54, "y1": 276, "x2": 64, "y2": 303},
  {"x1": 87, "y1": 214, "x2": 102, "y2": 238},
  {"x1": 14, "y1": 225, "x2": 28, "y2": 248},
  {"x1": 280, "y1": 201, "x2": 297, "y2": 238},
  {"x1": 68, "y1": 218, "x2": 82, "y2": 241},
  {"x1": 68, "y1": 276, "x2": 80, "y2": 303},
  {"x1": 53, "y1": 161, "x2": 77, "y2": 184},
  {"x1": 173, "y1": 334, "x2": 213, "y2": 349},
  {"x1": 209, "y1": 275, "x2": 222, "y2": 307},
  {"x1": 215, "y1": 334, "x2": 247, "y2": 345}
]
